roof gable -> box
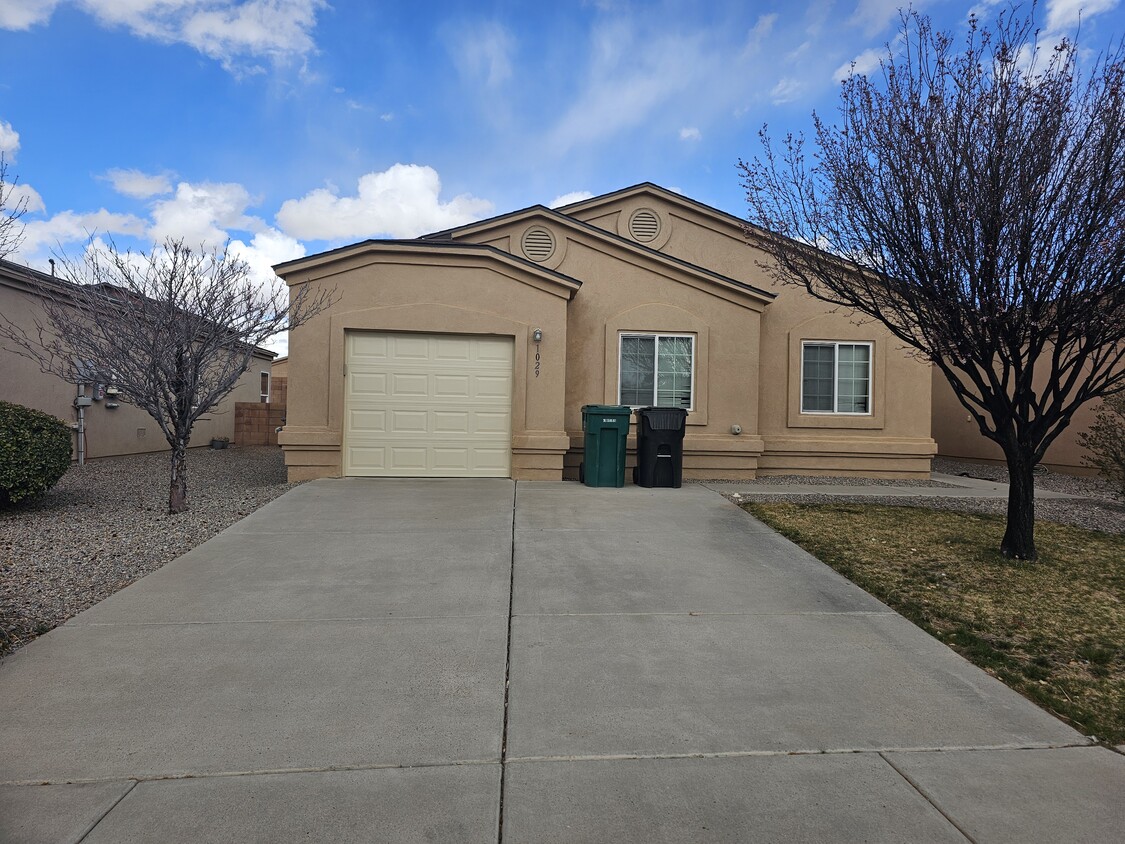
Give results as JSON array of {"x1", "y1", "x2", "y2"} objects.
[
  {"x1": 558, "y1": 182, "x2": 755, "y2": 239},
  {"x1": 273, "y1": 239, "x2": 582, "y2": 301},
  {"x1": 424, "y1": 203, "x2": 774, "y2": 309}
]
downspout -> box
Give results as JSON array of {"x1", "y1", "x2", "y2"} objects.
[{"x1": 74, "y1": 383, "x2": 86, "y2": 466}]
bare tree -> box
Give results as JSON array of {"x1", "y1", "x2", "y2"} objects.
[
  {"x1": 0, "y1": 238, "x2": 335, "y2": 514},
  {"x1": 739, "y1": 8, "x2": 1125, "y2": 560},
  {"x1": 0, "y1": 154, "x2": 27, "y2": 260}
]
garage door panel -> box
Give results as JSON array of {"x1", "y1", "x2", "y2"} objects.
[
  {"x1": 475, "y1": 375, "x2": 511, "y2": 399},
  {"x1": 433, "y1": 374, "x2": 471, "y2": 398},
  {"x1": 434, "y1": 337, "x2": 474, "y2": 360},
  {"x1": 432, "y1": 447, "x2": 471, "y2": 471},
  {"x1": 350, "y1": 372, "x2": 388, "y2": 397},
  {"x1": 348, "y1": 445, "x2": 387, "y2": 471},
  {"x1": 386, "y1": 446, "x2": 429, "y2": 471},
  {"x1": 389, "y1": 409, "x2": 428, "y2": 434},
  {"x1": 390, "y1": 373, "x2": 430, "y2": 397},
  {"x1": 392, "y1": 336, "x2": 430, "y2": 359},
  {"x1": 345, "y1": 332, "x2": 513, "y2": 477},
  {"x1": 349, "y1": 334, "x2": 389, "y2": 361},
  {"x1": 474, "y1": 411, "x2": 510, "y2": 435},
  {"x1": 433, "y1": 411, "x2": 471, "y2": 435},
  {"x1": 471, "y1": 448, "x2": 510, "y2": 471},
  {"x1": 349, "y1": 409, "x2": 387, "y2": 433}
]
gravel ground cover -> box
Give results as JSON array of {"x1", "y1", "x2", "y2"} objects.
[
  {"x1": 723, "y1": 457, "x2": 1124, "y2": 535},
  {"x1": 0, "y1": 446, "x2": 298, "y2": 657},
  {"x1": 703, "y1": 474, "x2": 959, "y2": 487}
]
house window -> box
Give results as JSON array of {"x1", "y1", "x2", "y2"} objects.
[
  {"x1": 619, "y1": 333, "x2": 694, "y2": 409},
  {"x1": 260, "y1": 371, "x2": 270, "y2": 404},
  {"x1": 801, "y1": 342, "x2": 871, "y2": 414}
]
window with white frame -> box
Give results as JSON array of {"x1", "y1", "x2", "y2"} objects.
[
  {"x1": 801, "y1": 341, "x2": 871, "y2": 414},
  {"x1": 260, "y1": 371, "x2": 270, "y2": 404},
  {"x1": 619, "y1": 333, "x2": 694, "y2": 409}
]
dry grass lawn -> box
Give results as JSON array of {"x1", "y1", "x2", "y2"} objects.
[{"x1": 742, "y1": 502, "x2": 1125, "y2": 745}]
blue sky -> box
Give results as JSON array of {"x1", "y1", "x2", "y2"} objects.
[{"x1": 2, "y1": 0, "x2": 1123, "y2": 344}]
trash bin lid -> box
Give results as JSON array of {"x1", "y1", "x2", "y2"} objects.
[
  {"x1": 638, "y1": 406, "x2": 688, "y2": 430},
  {"x1": 581, "y1": 404, "x2": 632, "y2": 415}
]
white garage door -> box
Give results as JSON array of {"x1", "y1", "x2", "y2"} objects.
[{"x1": 344, "y1": 332, "x2": 513, "y2": 477}]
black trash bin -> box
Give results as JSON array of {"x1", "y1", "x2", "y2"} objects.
[{"x1": 634, "y1": 406, "x2": 688, "y2": 488}]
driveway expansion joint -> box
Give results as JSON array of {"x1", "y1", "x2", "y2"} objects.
[
  {"x1": 878, "y1": 752, "x2": 979, "y2": 843},
  {"x1": 497, "y1": 480, "x2": 518, "y2": 844},
  {"x1": 511, "y1": 610, "x2": 899, "y2": 618},
  {"x1": 75, "y1": 779, "x2": 137, "y2": 844},
  {"x1": 0, "y1": 759, "x2": 503, "y2": 788},
  {"x1": 502, "y1": 742, "x2": 1099, "y2": 765},
  {"x1": 67, "y1": 613, "x2": 502, "y2": 629}
]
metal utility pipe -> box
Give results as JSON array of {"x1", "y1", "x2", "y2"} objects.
[{"x1": 75, "y1": 384, "x2": 85, "y2": 466}]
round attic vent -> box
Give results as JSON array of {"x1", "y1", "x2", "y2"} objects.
[
  {"x1": 521, "y1": 226, "x2": 556, "y2": 262},
  {"x1": 628, "y1": 208, "x2": 661, "y2": 242}
]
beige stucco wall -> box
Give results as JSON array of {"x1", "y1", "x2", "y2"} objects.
[
  {"x1": 0, "y1": 278, "x2": 271, "y2": 460},
  {"x1": 453, "y1": 218, "x2": 771, "y2": 479},
  {"x1": 569, "y1": 196, "x2": 935, "y2": 477},
  {"x1": 931, "y1": 365, "x2": 1109, "y2": 475},
  {"x1": 277, "y1": 245, "x2": 574, "y2": 481},
  {"x1": 279, "y1": 187, "x2": 936, "y2": 483}
]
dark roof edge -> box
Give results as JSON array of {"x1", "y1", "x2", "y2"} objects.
[
  {"x1": 557, "y1": 181, "x2": 757, "y2": 233},
  {"x1": 0, "y1": 259, "x2": 277, "y2": 360},
  {"x1": 273, "y1": 238, "x2": 583, "y2": 291}
]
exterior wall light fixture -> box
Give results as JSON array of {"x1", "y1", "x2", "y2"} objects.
[{"x1": 532, "y1": 328, "x2": 543, "y2": 342}]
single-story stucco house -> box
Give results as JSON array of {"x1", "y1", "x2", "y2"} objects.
[
  {"x1": 274, "y1": 183, "x2": 936, "y2": 482},
  {"x1": 0, "y1": 259, "x2": 275, "y2": 460}
]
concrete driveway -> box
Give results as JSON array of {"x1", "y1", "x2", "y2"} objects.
[{"x1": 1, "y1": 479, "x2": 1121, "y2": 843}]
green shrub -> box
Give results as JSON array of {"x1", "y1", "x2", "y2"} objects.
[
  {"x1": 0, "y1": 401, "x2": 72, "y2": 505},
  {"x1": 1079, "y1": 393, "x2": 1125, "y2": 500}
]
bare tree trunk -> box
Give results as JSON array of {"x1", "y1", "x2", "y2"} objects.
[
  {"x1": 1000, "y1": 441, "x2": 1037, "y2": 561},
  {"x1": 168, "y1": 440, "x2": 188, "y2": 515}
]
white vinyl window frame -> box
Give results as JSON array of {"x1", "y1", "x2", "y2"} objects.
[
  {"x1": 260, "y1": 371, "x2": 271, "y2": 404},
  {"x1": 800, "y1": 341, "x2": 873, "y2": 415},
  {"x1": 617, "y1": 332, "x2": 695, "y2": 410}
]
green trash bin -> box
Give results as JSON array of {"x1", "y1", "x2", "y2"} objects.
[{"x1": 580, "y1": 404, "x2": 632, "y2": 487}]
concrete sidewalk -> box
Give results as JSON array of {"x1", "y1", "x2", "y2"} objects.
[{"x1": 1, "y1": 480, "x2": 1121, "y2": 842}]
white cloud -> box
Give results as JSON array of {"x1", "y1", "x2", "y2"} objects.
[
  {"x1": 7, "y1": 183, "x2": 46, "y2": 214},
  {"x1": 380, "y1": 112, "x2": 395, "y2": 122},
  {"x1": 276, "y1": 164, "x2": 494, "y2": 240},
  {"x1": 834, "y1": 46, "x2": 884, "y2": 82},
  {"x1": 545, "y1": 22, "x2": 709, "y2": 153},
  {"x1": 446, "y1": 20, "x2": 515, "y2": 87},
  {"x1": 743, "y1": 12, "x2": 778, "y2": 54},
  {"x1": 549, "y1": 191, "x2": 594, "y2": 208},
  {"x1": 0, "y1": 121, "x2": 20, "y2": 157},
  {"x1": 679, "y1": 127, "x2": 702, "y2": 141},
  {"x1": 1046, "y1": 0, "x2": 1120, "y2": 32},
  {"x1": 228, "y1": 227, "x2": 305, "y2": 297},
  {"x1": 178, "y1": 0, "x2": 324, "y2": 68},
  {"x1": 103, "y1": 168, "x2": 174, "y2": 199},
  {"x1": 16, "y1": 209, "x2": 148, "y2": 261},
  {"x1": 0, "y1": 0, "x2": 59, "y2": 30},
  {"x1": 769, "y1": 77, "x2": 805, "y2": 104},
  {"x1": 848, "y1": 0, "x2": 915, "y2": 37},
  {"x1": 3, "y1": 1, "x2": 325, "y2": 71},
  {"x1": 149, "y1": 181, "x2": 262, "y2": 247},
  {"x1": 229, "y1": 229, "x2": 309, "y2": 358}
]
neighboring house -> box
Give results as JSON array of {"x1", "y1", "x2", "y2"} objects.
[
  {"x1": 275, "y1": 183, "x2": 935, "y2": 482},
  {"x1": 0, "y1": 259, "x2": 274, "y2": 460}
]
